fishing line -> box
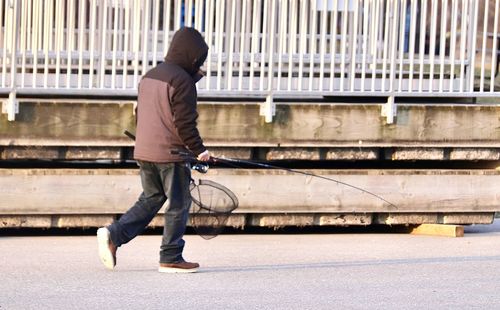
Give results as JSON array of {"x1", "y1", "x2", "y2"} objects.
[
  {"x1": 170, "y1": 150, "x2": 398, "y2": 210},
  {"x1": 212, "y1": 156, "x2": 398, "y2": 210}
]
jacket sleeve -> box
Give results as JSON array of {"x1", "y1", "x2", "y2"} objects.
[{"x1": 170, "y1": 78, "x2": 206, "y2": 155}]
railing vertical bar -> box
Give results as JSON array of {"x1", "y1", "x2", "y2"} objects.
[
  {"x1": 259, "y1": 0, "x2": 269, "y2": 91},
  {"x1": 267, "y1": 0, "x2": 277, "y2": 92},
  {"x1": 491, "y1": 0, "x2": 500, "y2": 91},
  {"x1": 77, "y1": 0, "x2": 85, "y2": 88},
  {"x1": 227, "y1": 1, "x2": 236, "y2": 90},
  {"x1": 381, "y1": 0, "x2": 390, "y2": 92},
  {"x1": 122, "y1": 0, "x2": 130, "y2": 89},
  {"x1": 205, "y1": 0, "x2": 214, "y2": 90},
  {"x1": 467, "y1": 0, "x2": 478, "y2": 93},
  {"x1": 449, "y1": 0, "x2": 458, "y2": 92},
  {"x1": 111, "y1": 0, "x2": 120, "y2": 89},
  {"x1": 88, "y1": 0, "x2": 97, "y2": 89},
  {"x1": 55, "y1": 0, "x2": 63, "y2": 88},
  {"x1": 360, "y1": 0, "x2": 369, "y2": 92},
  {"x1": 330, "y1": 0, "x2": 338, "y2": 91},
  {"x1": 438, "y1": 0, "x2": 448, "y2": 92},
  {"x1": 43, "y1": 0, "x2": 54, "y2": 88},
  {"x1": 141, "y1": 0, "x2": 151, "y2": 80},
  {"x1": 349, "y1": 0, "x2": 359, "y2": 92},
  {"x1": 20, "y1": 0, "x2": 28, "y2": 88},
  {"x1": 9, "y1": 0, "x2": 18, "y2": 90},
  {"x1": 174, "y1": 0, "x2": 181, "y2": 31},
  {"x1": 298, "y1": 0, "x2": 307, "y2": 91},
  {"x1": 249, "y1": 0, "x2": 260, "y2": 92},
  {"x1": 152, "y1": 0, "x2": 160, "y2": 68},
  {"x1": 238, "y1": 0, "x2": 247, "y2": 91},
  {"x1": 319, "y1": 1, "x2": 327, "y2": 91},
  {"x1": 117, "y1": 0, "x2": 123, "y2": 57},
  {"x1": 418, "y1": 0, "x2": 427, "y2": 92},
  {"x1": 288, "y1": 0, "x2": 297, "y2": 91},
  {"x1": 428, "y1": 0, "x2": 438, "y2": 92},
  {"x1": 408, "y1": 0, "x2": 417, "y2": 92},
  {"x1": 132, "y1": 0, "x2": 141, "y2": 87},
  {"x1": 480, "y1": 1, "x2": 489, "y2": 92},
  {"x1": 100, "y1": 0, "x2": 109, "y2": 88},
  {"x1": 370, "y1": 0, "x2": 381, "y2": 92},
  {"x1": 66, "y1": 0, "x2": 75, "y2": 88},
  {"x1": 32, "y1": 0, "x2": 41, "y2": 88},
  {"x1": 277, "y1": 0, "x2": 286, "y2": 91},
  {"x1": 339, "y1": 0, "x2": 348, "y2": 91},
  {"x1": 389, "y1": 0, "x2": 398, "y2": 93},
  {"x1": 309, "y1": 0, "x2": 317, "y2": 91},
  {"x1": 216, "y1": 0, "x2": 224, "y2": 90},
  {"x1": 458, "y1": 0, "x2": 468, "y2": 92},
  {"x1": 186, "y1": 0, "x2": 193, "y2": 27},
  {"x1": 27, "y1": 0, "x2": 34, "y2": 85},
  {"x1": 397, "y1": 0, "x2": 407, "y2": 92},
  {"x1": 164, "y1": 0, "x2": 171, "y2": 56},
  {"x1": 0, "y1": 0, "x2": 4, "y2": 88},
  {"x1": 2, "y1": 0, "x2": 9, "y2": 88},
  {"x1": 195, "y1": 0, "x2": 203, "y2": 30}
]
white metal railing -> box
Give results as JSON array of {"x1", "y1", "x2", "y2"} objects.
[{"x1": 1, "y1": 0, "x2": 500, "y2": 121}]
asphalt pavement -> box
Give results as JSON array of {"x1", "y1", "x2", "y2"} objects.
[{"x1": 1, "y1": 221, "x2": 500, "y2": 310}]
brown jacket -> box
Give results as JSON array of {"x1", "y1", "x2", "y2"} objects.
[{"x1": 133, "y1": 27, "x2": 209, "y2": 162}]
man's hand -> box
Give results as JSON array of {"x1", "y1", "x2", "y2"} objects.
[{"x1": 197, "y1": 150, "x2": 210, "y2": 162}]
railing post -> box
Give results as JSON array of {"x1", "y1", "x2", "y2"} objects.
[
  {"x1": 2, "y1": 90, "x2": 18, "y2": 121},
  {"x1": 260, "y1": 94, "x2": 275, "y2": 123},
  {"x1": 381, "y1": 95, "x2": 396, "y2": 124}
]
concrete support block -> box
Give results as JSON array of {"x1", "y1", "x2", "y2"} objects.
[
  {"x1": 0, "y1": 215, "x2": 52, "y2": 228},
  {"x1": 326, "y1": 148, "x2": 379, "y2": 160},
  {"x1": 375, "y1": 213, "x2": 439, "y2": 225},
  {"x1": 318, "y1": 214, "x2": 373, "y2": 226},
  {"x1": 266, "y1": 148, "x2": 320, "y2": 160},
  {"x1": 441, "y1": 213, "x2": 494, "y2": 225},
  {"x1": 251, "y1": 214, "x2": 315, "y2": 228},
  {"x1": 450, "y1": 148, "x2": 500, "y2": 160},
  {"x1": 390, "y1": 148, "x2": 444, "y2": 160}
]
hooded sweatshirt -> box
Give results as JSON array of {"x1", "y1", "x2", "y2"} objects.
[{"x1": 133, "y1": 27, "x2": 209, "y2": 162}]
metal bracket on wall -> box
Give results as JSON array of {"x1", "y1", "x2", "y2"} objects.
[
  {"x1": 259, "y1": 94, "x2": 275, "y2": 123},
  {"x1": 381, "y1": 96, "x2": 397, "y2": 124},
  {"x1": 1, "y1": 91, "x2": 19, "y2": 121}
]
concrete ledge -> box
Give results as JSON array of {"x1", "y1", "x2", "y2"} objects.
[
  {"x1": 0, "y1": 213, "x2": 494, "y2": 229},
  {"x1": 0, "y1": 168, "x2": 498, "y2": 214},
  {"x1": 1, "y1": 102, "x2": 499, "y2": 147}
]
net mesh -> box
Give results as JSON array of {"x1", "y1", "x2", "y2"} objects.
[{"x1": 190, "y1": 179, "x2": 239, "y2": 240}]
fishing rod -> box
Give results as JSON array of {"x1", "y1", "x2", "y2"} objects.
[
  {"x1": 124, "y1": 130, "x2": 398, "y2": 209},
  {"x1": 123, "y1": 130, "x2": 209, "y2": 173}
]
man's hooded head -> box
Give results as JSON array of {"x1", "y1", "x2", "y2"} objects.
[{"x1": 165, "y1": 27, "x2": 209, "y2": 79}]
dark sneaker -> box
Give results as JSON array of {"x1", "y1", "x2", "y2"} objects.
[
  {"x1": 158, "y1": 261, "x2": 200, "y2": 273},
  {"x1": 97, "y1": 227, "x2": 117, "y2": 270}
]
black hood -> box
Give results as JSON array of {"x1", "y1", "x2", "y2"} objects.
[{"x1": 165, "y1": 27, "x2": 209, "y2": 77}]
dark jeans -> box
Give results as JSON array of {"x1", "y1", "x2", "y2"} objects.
[{"x1": 107, "y1": 161, "x2": 192, "y2": 264}]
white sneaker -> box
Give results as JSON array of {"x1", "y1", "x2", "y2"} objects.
[{"x1": 97, "y1": 227, "x2": 117, "y2": 270}]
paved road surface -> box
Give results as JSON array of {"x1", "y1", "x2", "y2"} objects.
[{"x1": 1, "y1": 222, "x2": 500, "y2": 309}]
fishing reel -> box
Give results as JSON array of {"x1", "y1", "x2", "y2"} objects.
[{"x1": 192, "y1": 162, "x2": 209, "y2": 174}]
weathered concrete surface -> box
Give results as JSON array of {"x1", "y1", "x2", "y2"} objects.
[
  {"x1": 1, "y1": 101, "x2": 499, "y2": 147},
  {"x1": 1, "y1": 221, "x2": 500, "y2": 309},
  {"x1": 0, "y1": 212, "x2": 494, "y2": 229},
  {"x1": 0, "y1": 168, "x2": 498, "y2": 215}
]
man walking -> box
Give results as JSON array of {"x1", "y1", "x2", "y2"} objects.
[{"x1": 97, "y1": 27, "x2": 210, "y2": 273}]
